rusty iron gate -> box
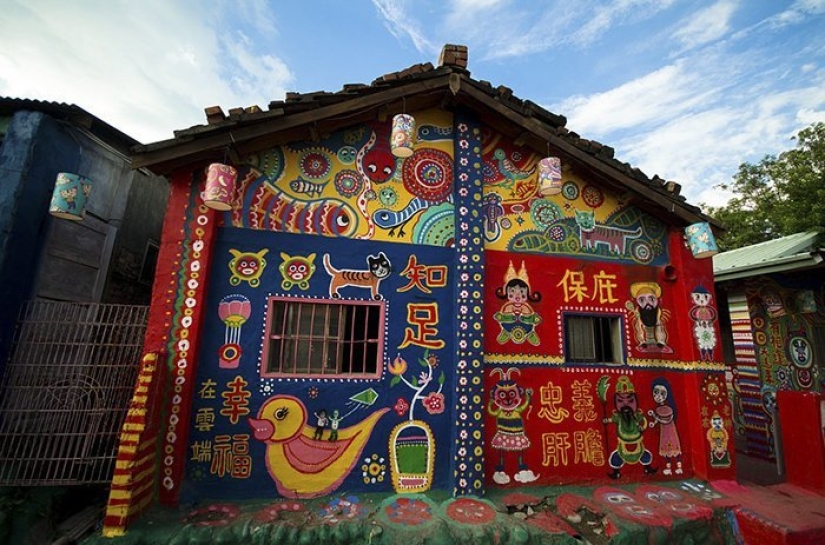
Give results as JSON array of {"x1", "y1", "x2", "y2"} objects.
[{"x1": 0, "y1": 301, "x2": 149, "y2": 485}]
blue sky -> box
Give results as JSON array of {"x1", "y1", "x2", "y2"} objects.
[{"x1": 1, "y1": 1, "x2": 823, "y2": 208}]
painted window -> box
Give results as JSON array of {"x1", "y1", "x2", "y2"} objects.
[
  {"x1": 262, "y1": 297, "x2": 384, "y2": 378},
  {"x1": 564, "y1": 315, "x2": 623, "y2": 364}
]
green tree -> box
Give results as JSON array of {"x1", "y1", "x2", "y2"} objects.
[{"x1": 705, "y1": 122, "x2": 825, "y2": 251}]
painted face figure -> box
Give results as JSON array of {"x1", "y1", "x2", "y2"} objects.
[
  {"x1": 636, "y1": 293, "x2": 658, "y2": 310},
  {"x1": 691, "y1": 291, "x2": 712, "y2": 306},
  {"x1": 493, "y1": 383, "x2": 523, "y2": 411},
  {"x1": 615, "y1": 392, "x2": 637, "y2": 414},
  {"x1": 507, "y1": 283, "x2": 528, "y2": 304},
  {"x1": 652, "y1": 385, "x2": 668, "y2": 405}
]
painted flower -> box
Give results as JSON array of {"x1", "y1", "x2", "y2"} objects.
[
  {"x1": 307, "y1": 386, "x2": 319, "y2": 399},
  {"x1": 320, "y1": 495, "x2": 365, "y2": 523},
  {"x1": 418, "y1": 371, "x2": 432, "y2": 387},
  {"x1": 394, "y1": 397, "x2": 409, "y2": 416},
  {"x1": 423, "y1": 392, "x2": 445, "y2": 414},
  {"x1": 460, "y1": 157, "x2": 468, "y2": 166},
  {"x1": 388, "y1": 355, "x2": 408, "y2": 376},
  {"x1": 458, "y1": 123, "x2": 468, "y2": 132},
  {"x1": 361, "y1": 454, "x2": 387, "y2": 484},
  {"x1": 426, "y1": 354, "x2": 439, "y2": 368}
]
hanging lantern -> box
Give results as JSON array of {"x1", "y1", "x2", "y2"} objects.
[
  {"x1": 203, "y1": 163, "x2": 237, "y2": 211},
  {"x1": 218, "y1": 295, "x2": 251, "y2": 369},
  {"x1": 391, "y1": 114, "x2": 416, "y2": 158},
  {"x1": 50, "y1": 172, "x2": 92, "y2": 220},
  {"x1": 684, "y1": 222, "x2": 719, "y2": 259},
  {"x1": 538, "y1": 156, "x2": 562, "y2": 196}
]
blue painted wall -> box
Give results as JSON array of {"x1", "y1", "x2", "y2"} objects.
[{"x1": 180, "y1": 227, "x2": 456, "y2": 501}]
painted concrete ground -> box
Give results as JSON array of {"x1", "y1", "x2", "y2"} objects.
[{"x1": 82, "y1": 480, "x2": 825, "y2": 545}]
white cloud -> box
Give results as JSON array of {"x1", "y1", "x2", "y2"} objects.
[
  {"x1": 573, "y1": 0, "x2": 676, "y2": 45},
  {"x1": 672, "y1": 0, "x2": 737, "y2": 50},
  {"x1": 371, "y1": 0, "x2": 438, "y2": 55},
  {"x1": 0, "y1": 0, "x2": 294, "y2": 143},
  {"x1": 554, "y1": 60, "x2": 721, "y2": 135}
]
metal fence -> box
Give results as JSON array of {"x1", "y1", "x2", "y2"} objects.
[{"x1": 0, "y1": 301, "x2": 149, "y2": 485}]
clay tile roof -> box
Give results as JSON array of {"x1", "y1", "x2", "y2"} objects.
[{"x1": 131, "y1": 43, "x2": 715, "y2": 226}]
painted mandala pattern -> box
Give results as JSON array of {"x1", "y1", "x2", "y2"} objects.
[
  {"x1": 334, "y1": 169, "x2": 363, "y2": 197},
  {"x1": 581, "y1": 184, "x2": 605, "y2": 208},
  {"x1": 403, "y1": 148, "x2": 453, "y2": 202},
  {"x1": 300, "y1": 150, "x2": 332, "y2": 179},
  {"x1": 562, "y1": 181, "x2": 579, "y2": 200}
]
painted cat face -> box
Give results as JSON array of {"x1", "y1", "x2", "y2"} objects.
[
  {"x1": 574, "y1": 209, "x2": 595, "y2": 229},
  {"x1": 229, "y1": 248, "x2": 269, "y2": 287},
  {"x1": 367, "y1": 252, "x2": 392, "y2": 278},
  {"x1": 279, "y1": 252, "x2": 316, "y2": 290}
]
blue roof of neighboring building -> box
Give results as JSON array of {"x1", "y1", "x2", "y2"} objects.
[{"x1": 713, "y1": 231, "x2": 823, "y2": 281}]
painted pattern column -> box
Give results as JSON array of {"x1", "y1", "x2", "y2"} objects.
[
  {"x1": 103, "y1": 168, "x2": 220, "y2": 534},
  {"x1": 158, "y1": 172, "x2": 221, "y2": 505},
  {"x1": 452, "y1": 111, "x2": 486, "y2": 496}
]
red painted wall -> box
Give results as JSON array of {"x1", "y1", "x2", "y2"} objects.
[{"x1": 483, "y1": 230, "x2": 735, "y2": 487}]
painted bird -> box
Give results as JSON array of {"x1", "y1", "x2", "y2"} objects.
[
  {"x1": 249, "y1": 395, "x2": 389, "y2": 498},
  {"x1": 494, "y1": 148, "x2": 534, "y2": 188}
]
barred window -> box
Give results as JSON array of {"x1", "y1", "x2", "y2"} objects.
[
  {"x1": 564, "y1": 315, "x2": 623, "y2": 364},
  {"x1": 262, "y1": 298, "x2": 384, "y2": 377}
]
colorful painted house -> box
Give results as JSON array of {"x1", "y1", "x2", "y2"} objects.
[
  {"x1": 714, "y1": 231, "x2": 825, "y2": 485},
  {"x1": 103, "y1": 45, "x2": 736, "y2": 535}
]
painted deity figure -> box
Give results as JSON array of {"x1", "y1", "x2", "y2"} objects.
[
  {"x1": 689, "y1": 286, "x2": 717, "y2": 361},
  {"x1": 647, "y1": 378, "x2": 683, "y2": 475},
  {"x1": 494, "y1": 261, "x2": 542, "y2": 345},
  {"x1": 487, "y1": 368, "x2": 539, "y2": 485},
  {"x1": 604, "y1": 376, "x2": 656, "y2": 479},
  {"x1": 707, "y1": 411, "x2": 731, "y2": 468},
  {"x1": 626, "y1": 282, "x2": 671, "y2": 352}
]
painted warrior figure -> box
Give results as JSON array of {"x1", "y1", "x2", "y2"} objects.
[{"x1": 604, "y1": 376, "x2": 656, "y2": 479}]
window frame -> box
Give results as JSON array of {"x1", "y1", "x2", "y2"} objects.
[
  {"x1": 562, "y1": 312, "x2": 625, "y2": 365},
  {"x1": 261, "y1": 296, "x2": 386, "y2": 379}
]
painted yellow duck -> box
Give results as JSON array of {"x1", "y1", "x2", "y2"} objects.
[{"x1": 249, "y1": 395, "x2": 389, "y2": 498}]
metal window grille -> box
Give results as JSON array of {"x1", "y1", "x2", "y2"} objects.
[
  {"x1": 565, "y1": 315, "x2": 623, "y2": 364},
  {"x1": 0, "y1": 301, "x2": 148, "y2": 485},
  {"x1": 263, "y1": 298, "x2": 384, "y2": 377}
]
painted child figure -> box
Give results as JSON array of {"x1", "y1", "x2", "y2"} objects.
[
  {"x1": 604, "y1": 376, "x2": 657, "y2": 479},
  {"x1": 493, "y1": 261, "x2": 542, "y2": 346},
  {"x1": 487, "y1": 368, "x2": 539, "y2": 485},
  {"x1": 313, "y1": 409, "x2": 328, "y2": 440},
  {"x1": 647, "y1": 378, "x2": 683, "y2": 475},
  {"x1": 328, "y1": 409, "x2": 342, "y2": 441}
]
